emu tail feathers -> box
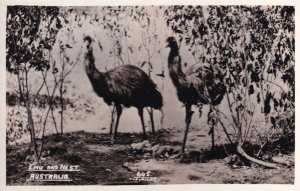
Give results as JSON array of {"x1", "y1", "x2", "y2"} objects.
[
  {"x1": 149, "y1": 88, "x2": 163, "y2": 110},
  {"x1": 209, "y1": 83, "x2": 226, "y2": 106}
]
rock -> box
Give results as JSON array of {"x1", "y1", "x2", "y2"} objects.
[
  {"x1": 122, "y1": 162, "x2": 138, "y2": 171},
  {"x1": 151, "y1": 145, "x2": 160, "y2": 153},
  {"x1": 170, "y1": 153, "x2": 181, "y2": 159},
  {"x1": 131, "y1": 140, "x2": 152, "y2": 151},
  {"x1": 164, "y1": 152, "x2": 170, "y2": 158},
  {"x1": 131, "y1": 143, "x2": 144, "y2": 151},
  {"x1": 154, "y1": 146, "x2": 171, "y2": 157},
  {"x1": 143, "y1": 153, "x2": 151, "y2": 159},
  {"x1": 142, "y1": 140, "x2": 150, "y2": 147},
  {"x1": 143, "y1": 147, "x2": 153, "y2": 152}
]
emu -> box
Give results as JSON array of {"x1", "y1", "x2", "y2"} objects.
[
  {"x1": 166, "y1": 37, "x2": 226, "y2": 154},
  {"x1": 83, "y1": 36, "x2": 163, "y2": 141}
]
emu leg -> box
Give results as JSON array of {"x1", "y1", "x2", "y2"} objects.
[
  {"x1": 109, "y1": 105, "x2": 116, "y2": 135},
  {"x1": 138, "y1": 108, "x2": 147, "y2": 139},
  {"x1": 112, "y1": 105, "x2": 122, "y2": 141},
  {"x1": 181, "y1": 104, "x2": 193, "y2": 154},
  {"x1": 208, "y1": 107, "x2": 215, "y2": 150},
  {"x1": 211, "y1": 124, "x2": 215, "y2": 150},
  {"x1": 149, "y1": 108, "x2": 155, "y2": 134}
]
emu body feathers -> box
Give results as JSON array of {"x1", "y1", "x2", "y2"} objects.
[{"x1": 87, "y1": 64, "x2": 162, "y2": 109}]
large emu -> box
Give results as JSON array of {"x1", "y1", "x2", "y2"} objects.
[
  {"x1": 83, "y1": 36, "x2": 163, "y2": 140},
  {"x1": 166, "y1": 37, "x2": 226, "y2": 154}
]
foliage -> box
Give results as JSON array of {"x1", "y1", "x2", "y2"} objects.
[
  {"x1": 164, "y1": 6, "x2": 294, "y2": 151},
  {"x1": 6, "y1": 6, "x2": 61, "y2": 162},
  {"x1": 6, "y1": 6, "x2": 60, "y2": 72}
]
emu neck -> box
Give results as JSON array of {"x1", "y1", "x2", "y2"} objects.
[
  {"x1": 84, "y1": 46, "x2": 106, "y2": 95},
  {"x1": 84, "y1": 46, "x2": 95, "y2": 70},
  {"x1": 168, "y1": 48, "x2": 186, "y2": 87},
  {"x1": 84, "y1": 45, "x2": 101, "y2": 74}
]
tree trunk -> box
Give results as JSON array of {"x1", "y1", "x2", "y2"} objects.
[
  {"x1": 16, "y1": 70, "x2": 24, "y2": 103},
  {"x1": 237, "y1": 145, "x2": 279, "y2": 169},
  {"x1": 50, "y1": 105, "x2": 59, "y2": 134},
  {"x1": 26, "y1": 102, "x2": 39, "y2": 162},
  {"x1": 59, "y1": 79, "x2": 64, "y2": 134}
]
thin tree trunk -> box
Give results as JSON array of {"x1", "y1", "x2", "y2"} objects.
[
  {"x1": 50, "y1": 105, "x2": 59, "y2": 134},
  {"x1": 26, "y1": 102, "x2": 39, "y2": 162},
  {"x1": 59, "y1": 78, "x2": 64, "y2": 134},
  {"x1": 24, "y1": 66, "x2": 39, "y2": 162},
  {"x1": 38, "y1": 104, "x2": 52, "y2": 160},
  {"x1": 211, "y1": 124, "x2": 215, "y2": 150},
  {"x1": 16, "y1": 70, "x2": 24, "y2": 103}
]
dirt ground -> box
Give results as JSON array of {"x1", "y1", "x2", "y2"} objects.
[
  {"x1": 6, "y1": 128, "x2": 294, "y2": 185},
  {"x1": 6, "y1": 72, "x2": 295, "y2": 185}
]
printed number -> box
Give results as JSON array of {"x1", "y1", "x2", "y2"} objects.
[
  {"x1": 136, "y1": 171, "x2": 152, "y2": 177},
  {"x1": 136, "y1": 171, "x2": 145, "y2": 177},
  {"x1": 146, "y1": 171, "x2": 151, "y2": 177}
]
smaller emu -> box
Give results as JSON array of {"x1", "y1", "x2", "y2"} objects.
[
  {"x1": 166, "y1": 36, "x2": 226, "y2": 154},
  {"x1": 83, "y1": 36, "x2": 163, "y2": 141}
]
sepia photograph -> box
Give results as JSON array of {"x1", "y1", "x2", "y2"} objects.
[{"x1": 5, "y1": 2, "x2": 295, "y2": 187}]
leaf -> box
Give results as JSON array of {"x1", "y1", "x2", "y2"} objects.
[
  {"x1": 156, "y1": 71, "x2": 165, "y2": 78},
  {"x1": 251, "y1": 71, "x2": 260, "y2": 82},
  {"x1": 128, "y1": 47, "x2": 133, "y2": 54},
  {"x1": 141, "y1": 61, "x2": 147, "y2": 68},
  {"x1": 248, "y1": 84, "x2": 254, "y2": 95},
  {"x1": 264, "y1": 92, "x2": 272, "y2": 114},
  {"x1": 237, "y1": 94, "x2": 242, "y2": 101},
  {"x1": 98, "y1": 41, "x2": 103, "y2": 51},
  {"x1": 257, "y1": 93, "x2": 261, "y2": 103},
  {"x1": 66, "y1": 44, "x2": 73, "y2": 48},
  {"x1": 281, "y1": 73, "x2": 293, "y2": 85},
  {"x1": 270, "y1": 117, "x2": 276, "y2": 127},
  {"x1": 52, "y1": 67, "x2": 58, "y2": 74},
  {"x1": 246, "y1": 64, "x2": 252, "y2": 72},
  {"x1": 273, "y1": 98, "x2": 279, "y2": 111},
  {"x1": 56, "y1": 17, "x2": 62, "y2": 29}
]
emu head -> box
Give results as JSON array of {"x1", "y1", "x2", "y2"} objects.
[
  {"x1": 83, "y1": 36, "x2": 92, "y2": 48},
  {"x1": 166, "y1": 37, "x2": 179, "y2": 51},
  {"x1": 83, "y1": 36, "x2": 94, "y2": 66},
  {"x1": 83, "y1": 36, "x2": 93, "y2": 54}
]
